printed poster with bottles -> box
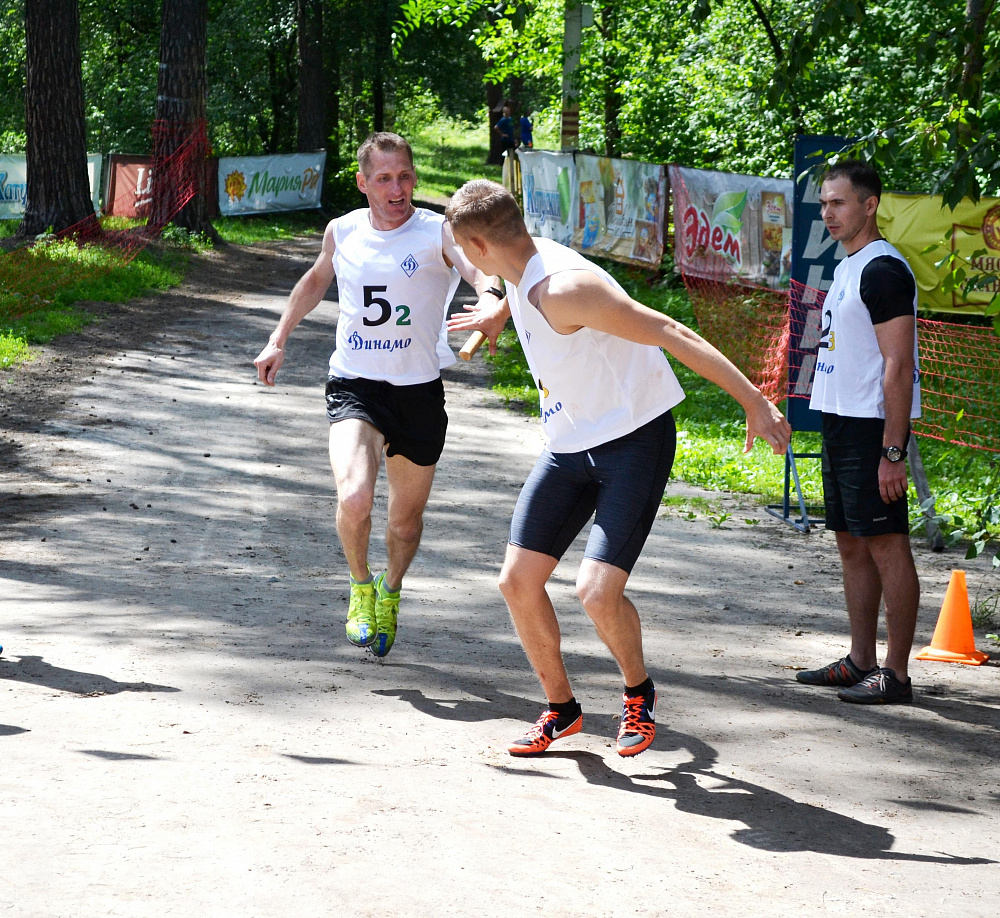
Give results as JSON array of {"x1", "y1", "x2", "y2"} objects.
[
  {"x1": 572, "y1": 154, "x2": 667, "y2": 267},
  {"x1": 516, "y1": 150, "x2": 577, "y2": 245},
  {"x1": 669, "y1": 165, "x2": 794, "y2": 288}
]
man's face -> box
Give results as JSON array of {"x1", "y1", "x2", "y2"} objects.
[
  {"x1": 357, "y1": 148, "x2": 416, "y2": 230},
  {"x1": 819, "y1": 175, "x2": 877, "y2": 245}
]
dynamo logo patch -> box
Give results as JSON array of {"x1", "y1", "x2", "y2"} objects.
[{"x1": 400, "y1": 254, "x2": 419, "y2": 277}]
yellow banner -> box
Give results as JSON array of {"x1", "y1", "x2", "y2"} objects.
[{"x1": 877, "y1": 192, "x2": 1000, "y2": 315}]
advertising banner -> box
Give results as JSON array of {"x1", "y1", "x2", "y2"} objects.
[
  {"x1": 878, "y1": 192, "x2": 1000, "y2": 315},
  {"x1": 104, "y1": 155, "x2": 219, "y2": 219},
  {"x1": 516, "y1": 150, "x2": 576, "y2": 245},
  {"x1": 670, "y1": 165, "x2": 793, "y2": 289},
  {"x1": 218, "y1": 152, "x2": 325, "y2": 215},
  {"x1": 0, "y1": 154, "x2": 102, "y2": 219},
  {"x1": 104, "y1": 155, "x2": 154, "y2": 218},
  {"x1": 787, "y1": 135, "x2": 850, "y2": 430},
  {"x1": 571, "y1": 153, "x2": 667, "y2": 267}
]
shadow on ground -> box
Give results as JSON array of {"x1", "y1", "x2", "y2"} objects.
[{"x1": 0, "y1": 655, "x2": 179, "y2": 695}]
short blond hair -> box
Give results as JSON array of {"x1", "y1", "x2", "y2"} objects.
[
  {"x1": 446, "y1": 180, "x2": 528, "y2": 246},
  {"x1": 357, "y1": 132, "x2": 414, "y2": 176}
]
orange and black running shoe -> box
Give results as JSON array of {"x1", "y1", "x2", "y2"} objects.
[
  {"x1": 508, "y1": 709, "x2": 583, "y2": 757},
  {"x1": 617, "y1": 688, "x2": 656, "y2": 757},
  {"x1": 795, "y1": 656, "x2": 877, "y2": 687}
]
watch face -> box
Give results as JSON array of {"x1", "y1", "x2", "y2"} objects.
[{"x1": 885, "y1": 446, "x2": 902, "y2": 462}]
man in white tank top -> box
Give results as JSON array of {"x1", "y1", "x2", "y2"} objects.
[
  {"x1": 254, "y1": 134, "x2": 500, "y2": 659},
  {"x1": 446, "y1": 180, "x2": 791, "y2": 757},
  {"x1": 796, "y1": 160, "x2": 920, "y2": 705}
]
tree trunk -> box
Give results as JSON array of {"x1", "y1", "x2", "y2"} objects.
[
  {"x1": 17, "y1": 0, "x2": 98, "y2": 238},
  {"x1": 150, "y1": 0, "x2": 216, "y2": 238},
  {"x1": 297, "y1": 0, "x2": 325, "y2": 152},
  {"x1": 324, "y1": 0, "x2": 342, "y2": 173},
  {"x1": 960, "y1": 0, "x2": 993, "y2": 108},
  {"x1": 372, "y1": 0, "x2": 391, "y2": 132},
  {"x1": 599, "y1": 2, "x2": 620, "y2": 157},
  {"x1": 486, "y1": 82, "x2": 503, "y2": 165}
]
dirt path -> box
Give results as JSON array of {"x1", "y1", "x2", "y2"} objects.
[{"x1": 2, "y1": 239, "x2": 998, "y2": 917}]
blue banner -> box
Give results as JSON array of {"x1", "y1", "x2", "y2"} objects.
[{"x1": 787, "y1": 135, "x2": 850, "y2": 431}]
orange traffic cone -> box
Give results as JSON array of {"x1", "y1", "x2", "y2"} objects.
[{"x1": 915, "y1": 570, "x2": 989, "y2": 665}]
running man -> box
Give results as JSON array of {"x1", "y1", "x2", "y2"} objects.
[
  {"x1": 445, "y1": 180, "x2": 791, "y2": 756},
  {"x1": 254, "y1": 133, "x2": 501, "y2": 658}
]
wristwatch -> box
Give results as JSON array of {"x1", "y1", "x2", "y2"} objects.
[
  {"x1": 881, "y1": 445, "x2": 907, "y2": 462},
  {"x1": 484, "y1": 286, "x2": 505, "y2": 299}
]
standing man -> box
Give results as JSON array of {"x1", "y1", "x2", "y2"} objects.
[
  {"x1": 796, "y1": 159, "x2": 921, "y2": 704},
  {"x1": 445, "y1": 180, "x2": 791, "y2": 757},
  {"x1": 254, "y1": 133, "x2": 500, "y2": 658},
  {"x1": 494, "y1": 106, "x2": 516, "y2": 155}
]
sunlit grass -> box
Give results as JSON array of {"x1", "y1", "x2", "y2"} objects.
[{"x1": 409, "y1": 117, "x2": 502, "y2": 201}]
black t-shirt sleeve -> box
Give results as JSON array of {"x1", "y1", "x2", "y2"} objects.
[{"x1": 859, "y1": 255, "x2": 916, "y2": 325}]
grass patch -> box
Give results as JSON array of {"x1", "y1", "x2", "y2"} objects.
[
  {"x1": 0, "y1": 220, "x2": 16, "y2": 239},
  {"x1": 214, "y1": 211, "x2": 326, "y2": 245},
  {"x1": 409, "y1": 118, "x2": 502, "y2": 202},
  {"x1": 0, "y1": 234, "x2": 187, "y2": 365}
]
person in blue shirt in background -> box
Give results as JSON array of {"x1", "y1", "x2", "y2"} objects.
[
  {"x1": 494, "y1": 106, "x2": 516, "y2": 154},
  {"x1": 519, "y1": 110, "x2": 533, "y2": 149}
]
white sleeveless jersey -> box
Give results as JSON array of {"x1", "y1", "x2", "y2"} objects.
[
  {"x1": 509, "y1": 238, "x2": 685, "y2": 453},
  {"x1": 809, "y1": 239, "x2": 920, "y2": 419},
  {"x1": 329, "y1": 207, "x2": 458, "y2": 384}
]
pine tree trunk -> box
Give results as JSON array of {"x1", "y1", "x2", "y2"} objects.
[
  {"x1": 17, "y1": 0, "x2": 98, "y2": 238},
  {"x1": 150, "y1": 0, "x2": 216, "y2": 238},
  {"x1": 297, "y1": 0, "x2": 326, "y2": 153}
]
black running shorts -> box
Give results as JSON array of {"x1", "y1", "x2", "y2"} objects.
[
  {"x1": 821, "y1": 413, "x2": 909, "y2": 536},
  {"x1": 325, "y1": 375, "x2": 447, "y2": 467},
  {"x1": 509, "y1": 411, "x2": 676, "y2": 573}
]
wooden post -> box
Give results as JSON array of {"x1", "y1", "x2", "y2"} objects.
[{"x1": 908, "y1": 435, "x2": 945, "y2": 551}]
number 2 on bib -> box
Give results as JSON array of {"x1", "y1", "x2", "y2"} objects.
[{"x1": 363, "y1": 285, "x2": 411, "y2": 327}]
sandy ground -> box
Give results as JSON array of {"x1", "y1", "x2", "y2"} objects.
[{"x1": 2, "y1": 238, "x2": 999, "y2": 918}]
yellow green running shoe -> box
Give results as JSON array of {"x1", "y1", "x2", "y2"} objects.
[
  {"x1": 370, "y1": 572, "x2": 399, "y2": 658},
  {"x1": 346, "y1": 576, "x2": 377, "y2": 647}
]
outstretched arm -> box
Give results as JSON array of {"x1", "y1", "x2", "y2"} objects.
[
  {"x1": 536, "y1": 270, "x2": 792, "y2": 454},
  {"x1": 253, "y1": 222, "x2": 337, "y2": 386}
]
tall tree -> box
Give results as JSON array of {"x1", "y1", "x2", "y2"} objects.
[
  {"x1": 150, "y1": 0, "x2": 215, "y2": 237},
  {"x1": 296, "y1": 0, "x2": 325, "y2": 152},
  {"x1": 17, "y1": 0, "x2": 97, "y2": 238}
]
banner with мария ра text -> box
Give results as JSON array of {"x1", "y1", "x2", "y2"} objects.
[
  {"x1": 218, "y1": 152, "x2": 325, "y2": 215},
  {"x1": 572, "y1": 154, "x2": 667, "y2": 267},
  {"x1": 877, "y1": 191, "x2": 1000, "y2": 315},
  {"x1": 670, "y1": 165, "x2": 793, "y2": 289},
  {"x1": 516, "y1": 150, "x2": 576, "y2": 246},
  {"x1": 0, "y1": 154, "x2": 102, "y2": 220}
]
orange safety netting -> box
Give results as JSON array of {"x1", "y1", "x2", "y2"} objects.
[
  {"x1": 680, "y1": 251, "x2": 791, "y2": 406},
  {"x1": 786, "y1": 279, "x2": 1000, "y2": 453},
  {"x1": 1, "y1": 120, "x2": 208, "y2": 331}
]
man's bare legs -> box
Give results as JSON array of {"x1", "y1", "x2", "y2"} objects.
[
  {"x1": 328, "y1": 419, "x2": 384, "y2": 581},
  {"x1": 498, "y1": 548, "x2": 648, "y2": 699},
  {"x1": 836, "y1": 530, "x2": 919, "y2": 682},
  {"x1": 498, "y1": 546, "x2": 568, "y2": 702},
  {"x1": 328, "y1": 419, "x2": 437, "y2": 589},
  {"x1": 384, "y1": 453, "x2": 436, "y2": 591}
]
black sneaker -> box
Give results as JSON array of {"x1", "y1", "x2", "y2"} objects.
[
  {"x1": 837, "y1": 668, "x2": 913, "y2": 705},
  {"x1": 795, "y1": 655, "x2": 878, "y2": 687}
]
